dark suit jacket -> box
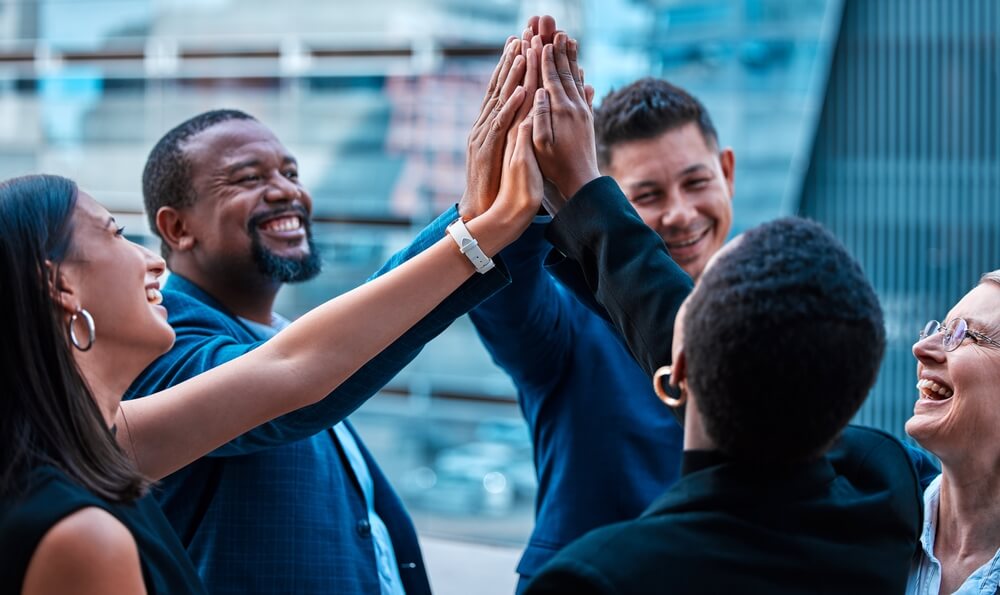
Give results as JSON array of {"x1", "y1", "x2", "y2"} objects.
[{"x1": 524, "y1": 177, "x2": 924, "y2": 594}]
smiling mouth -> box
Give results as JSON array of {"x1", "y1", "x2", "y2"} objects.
[
  {"x1": 258, "y1": 215, "x2": 303, "y2": 233},
  {"x1": 916, "y1": 378, "x2": 954, "y2": 400},
  {"x1": 665, "y1": 225, "x2": 712, "y2": 252},
  {"x1": 146, "y1": 287, "x2": 163, "y2": 306}
]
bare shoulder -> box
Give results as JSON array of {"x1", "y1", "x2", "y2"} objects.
[{"x1": 21, "y1": 506, "x2": 146, "y2": 595}]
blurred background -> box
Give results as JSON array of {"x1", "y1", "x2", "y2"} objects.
[{"x1": 1, "y1": 0, "x2": 996, "y2": 592}]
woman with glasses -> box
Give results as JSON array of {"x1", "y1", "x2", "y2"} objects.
[{"x1": 906, "y1": 270, "x2": 1000, "y2": 595}]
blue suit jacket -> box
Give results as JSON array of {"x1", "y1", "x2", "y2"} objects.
[
  {"x1": 469, "y1": 209, "x2": 690, "y2": 584},
  {"x1": 126, "y1": 206, "x2": 509, "y2": 595}
]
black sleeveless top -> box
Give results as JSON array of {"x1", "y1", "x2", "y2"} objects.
[{"x1": 0, "y1": 466, "x2": 206, "y2": 594}]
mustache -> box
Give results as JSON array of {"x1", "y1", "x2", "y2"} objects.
[{"x1": 247, "y1": 205, "x2": 311, "y2": 233}]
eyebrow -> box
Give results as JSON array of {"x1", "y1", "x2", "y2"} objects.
[
  {"x1": 965, "y1": 317, "x2": 1000, "y2": 334},
  {"x1": 105, "y1": 216, "x2": 116, "y2": 229},
  {"x1": 225, "y1": 156, "x2": 297, "y2": 176},
  {"x1": 626, "y1": 164, "x2": 711, "y2": 190}
]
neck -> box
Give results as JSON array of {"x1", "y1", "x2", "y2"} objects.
[
  {"x1": 73, "y1": 347, "x2": 144, "y2": 427},
  {"x1": 170, "y1": 259, "x2": 279, "y2": 325},
  {"x1": 935, "y1": 458, "x2": 1000, "y2": 559},
  {"x1": 682, "y1": 395, "x2": 717, "y2": 451}
]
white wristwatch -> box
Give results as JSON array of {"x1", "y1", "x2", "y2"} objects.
[{"x1": 446, "y1": 218, "x2": 495, "y2": 274}]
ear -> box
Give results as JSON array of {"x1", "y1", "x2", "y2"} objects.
[
  {"x1": 155, "y1": 206, "x2": 195, "y2": 253},
  {"x1": 719, "y1": 147, "x2": 735, "y2": 199},
  {"x1": 45, "y1": 259, "x2": 81, "y2": 317},
  {"x1": 670, "y1": 349, "x2": 687, "y2": 390}
]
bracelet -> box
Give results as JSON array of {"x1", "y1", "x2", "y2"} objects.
[{"x1": 446, "y1": 218, "x2": 495, "y2": 274}]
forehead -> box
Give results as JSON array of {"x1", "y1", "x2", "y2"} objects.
[
  {"x1": 182, "y1": 119, "x2": 291, "y2": 172},
  {"x1": 948, "y1": 283, "x2": 1000, "y2": 333},
  {"x1": 73, "y1": 190, "x2": 110, "y2": 225},
  {"x1": 608, "y1": 122, "x2": 717, "y2": 180}
]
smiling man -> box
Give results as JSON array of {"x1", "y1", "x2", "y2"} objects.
[
  {"x1": 126, "y1": 109, "x2": 512, "y2": 595},
  {"x1": 597, "y1": 78, "x2": 734, "y2": 280},
  {"x1": 468, "y1": 77, "x2": 735, "y2": 591}
]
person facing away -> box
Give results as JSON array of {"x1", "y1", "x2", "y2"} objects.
[
  {"x1": 0, "y1": 162, "x2": 537, "y2": 593},
  {"x1": 523, "y1": 214, "x2": 924, "y2": 594},
  {"x1": 124, "y1": 41, "x2": 541, "y2": 595},
  {"x1": 467, "y1": 50, "x2": 735, "y2": 589}
]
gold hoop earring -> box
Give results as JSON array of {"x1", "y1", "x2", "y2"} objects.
[
  {"x1": 652, "y1": 365, "x2": 686, "y2": 408},
  {"x1": 68, "y1": 308, "x2": 95, "y2": 352}
]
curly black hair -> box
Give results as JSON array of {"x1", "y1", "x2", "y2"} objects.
[
  {"x1": 683, "y1": 217, "x2": 885, "y2": 464},
  {"x1": 142, "y1": 109, "x2": 256, "y2": 256},
  {"x1": 594, "y1": 77, "x2": 719, "y2": 169}
]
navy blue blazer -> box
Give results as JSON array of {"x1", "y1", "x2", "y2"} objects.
[
  {"x1": 126, "y1": 206, "x2": 510, "y2": 595},
  {"x1": 470, "y1": 209, "x2": 692, "y2": 584}
]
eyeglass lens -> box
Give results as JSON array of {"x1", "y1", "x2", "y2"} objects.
[{"x1": 921, "y1": 319, "x2": 967, "y2": 351}]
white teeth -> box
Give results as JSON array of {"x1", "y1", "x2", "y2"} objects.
[
  {"x1": 668, "y1": 227, "x2": 711, "y2": 248},
  {"x1": 146, "y1": 288, "x2": 163, "y2": 306},
  {"x1": 263, "y1": 216, "x2": 301, "y2": 232},
  {"x1": 916, "y1": 378, "x2": 954, "y2": 400}
]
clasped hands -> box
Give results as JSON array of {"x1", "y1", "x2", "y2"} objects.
[{"x1": 459, "y1": 15, "x2": 602, "y2": 229}]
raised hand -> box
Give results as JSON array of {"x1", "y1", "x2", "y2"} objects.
[
  {"x1": 459, "y1": 37, "x2": 528, "y2": 219},
  {"x1": 465, "y1": 103, "x2": 544, "y2": 258},
  {"x1": 531, "y1": 32, "x2": 601, "y2": 206}
]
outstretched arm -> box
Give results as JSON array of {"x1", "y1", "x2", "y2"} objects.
[{"x1": 118, "y1": 75, "x2": 542, "y2": 482}]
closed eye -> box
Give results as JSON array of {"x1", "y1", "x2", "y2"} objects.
[{"x1": 115, "y1": 225, "x2": 126, "y2": 237}]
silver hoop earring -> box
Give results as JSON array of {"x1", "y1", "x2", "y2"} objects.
[{"x1": 69, "y1": 308, "x2": 95, "y2": 352}]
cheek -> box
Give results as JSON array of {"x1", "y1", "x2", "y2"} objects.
[{"x1": 633, "y1": 205, "x2": 662, "y2": 229}]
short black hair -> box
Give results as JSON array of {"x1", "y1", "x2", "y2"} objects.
[
  {"x1": 683, "y1": 217, "x2": 885, "y2": 464},
  {"x1": 142, "y1": 109, "x2": 256, "y2": 256},
  {"x1": 594, "y1": 77, "x2": 719, "y2": 169}
]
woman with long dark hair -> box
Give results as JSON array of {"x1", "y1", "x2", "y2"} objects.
[{"x1": 0, "y1": 94, "x2": 541, "y2": 595}]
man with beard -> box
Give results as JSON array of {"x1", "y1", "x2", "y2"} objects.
[{"x1": 125, "y1": 103, "x2": 516, "y2": 594}]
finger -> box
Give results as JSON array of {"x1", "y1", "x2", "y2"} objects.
[
  {"x1": 541, "y1": 44, "x2": 570, "y2": 104},
  {"x1": 527, "y1": 15, "x2": 540, "y2": 36},
  {"x1": 584, "y1": 84, "x2": 596, "y2": 109},
  {"x1": 487, "y1": 86, "x2": 526, "y2": 147},
  {"x1": 531, "y1": 34, "x2": 544, "y2": 89},
  {"x1": 553, "y1": 32, "x2": 581, "y2": 101},
  {"x1": 498, "y1": 53, "x2": 526, "y2": 104},
  {"x1": 479, "y1": 37, "x2": 515, "y2": 112},
  {"x1": 532, "y1": 88, "x2": 553, "y2": 150},
  {"x1": 538, "y1": 15, "x2": 557, "y2": 44},
  {"x1": 567, "y1": 38, "x2": 586, "y2": 99},
  {"x1": 494, "y1": 39, "x2": 521, "y2": 99},
  {"x1": 475, "y1": 38, "x2": 516, "y2": 129},
  {"x1": 514, "y1": 47, "x2": 539, "y2": 119},
  {"x1": 479, "y1": 40, "x2": 522, "y2": 134}
]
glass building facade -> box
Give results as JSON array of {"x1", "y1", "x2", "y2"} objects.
[{"x1": 2, "y1": 0, "x2": 911, "y2": 548}]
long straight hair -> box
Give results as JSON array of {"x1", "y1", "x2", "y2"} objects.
[{"x1": 0, "y1": 174, "x2": 147, "y2": 502}]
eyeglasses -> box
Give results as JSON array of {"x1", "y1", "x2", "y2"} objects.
[{"x1": 919, "y1": 319, "x2": 1000, "y2": 352}]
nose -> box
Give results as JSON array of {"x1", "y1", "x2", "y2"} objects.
[
  {"x1": 263, "y1": 172, "x2": 302, "y2": 204},
  {"x1": 659, "y1": 192, "x2": 699, "y2": 230},
  {"x1": 140, "y1": 244, "x2": 166, "y2": 279},
  {"x1": 912, "y1": 331, "x2": 946, "y2": 366}
]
